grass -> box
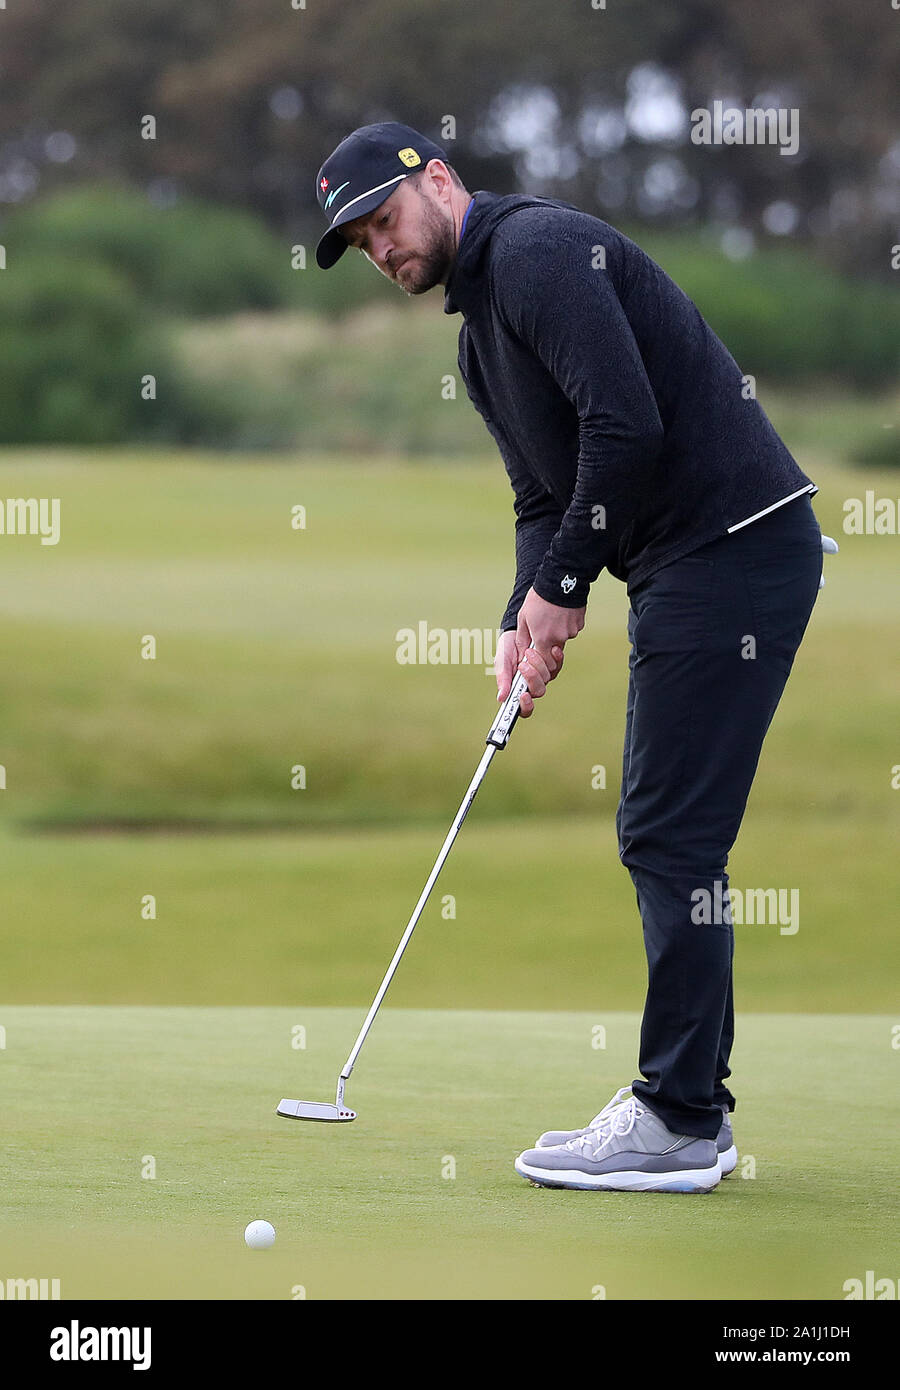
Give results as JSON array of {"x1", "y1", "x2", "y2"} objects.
[
  {"x1": 0, "y1": 813, "x2": 896, "y2": 1012},
  {"x1": 0, "y1": 446, "x2": 896, "y2": 1017},
  {"x1": 0, "y1": 447, "x2": 897, "y2": 832},
  {"x1": 167, "y1": 293, "x2": 900, "y2": 453},
  {"x1": 0, "y1": 1006, "x2": 894, "y2": 1300},
  {"x1": 0, "y1": 439, "x2": 896, "y2": 1304}
]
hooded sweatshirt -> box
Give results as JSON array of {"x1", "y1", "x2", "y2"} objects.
[{"x1": 442, "y1": 191, "x2": 816, "y2": 632}]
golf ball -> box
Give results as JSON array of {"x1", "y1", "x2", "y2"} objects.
[{"x1": 244, "y1": 1220, "x2": 276, "y2": 1250}]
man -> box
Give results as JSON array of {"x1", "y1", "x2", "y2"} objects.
[{"x1": 315, "y1": 122, "x2": 829, "y2": 1193}]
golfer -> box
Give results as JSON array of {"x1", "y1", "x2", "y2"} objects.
[{"x1": 314, "y1": 122, "x2": 827, "y2": 1193}]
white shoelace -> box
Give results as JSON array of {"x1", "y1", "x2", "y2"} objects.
[
  {"x1": 565, "y1": 1095, "x2": 646, "y2": 1155},
  {"x1": 586, "y1": 1086, "x2": 634, "y2": 1132}
]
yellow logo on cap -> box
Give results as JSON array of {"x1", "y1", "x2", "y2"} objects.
[{"x1": 398, "y1": 147, "x2": 422, "y2": 167}]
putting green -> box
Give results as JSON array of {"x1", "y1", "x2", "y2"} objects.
[{"x1": 0, "y1": 1006, "x2": 893, "y2": 1300}]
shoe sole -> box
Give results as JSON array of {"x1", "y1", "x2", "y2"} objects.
[
  {"x1": 536, "y1": 1140, "x2": 739, "y2": 1176},
  {"x1": 514, "y1": 1157, "x2": 722, "y2": 1193},
  {"x1": 719, "y1": 1143, "x2": 738, "y2": 1176}
]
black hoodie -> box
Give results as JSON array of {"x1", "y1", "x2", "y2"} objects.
[{"x1": 443, "y1": 191, "x2": 816, "y2": 632}]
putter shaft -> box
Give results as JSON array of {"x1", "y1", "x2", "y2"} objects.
[
  {"x1": 277, "y1": 672, "x2": 528, "y2": 1122},
  {"x1": 338, "y1": 743, "x2": 496, "y2": 1088},
  {"x1": 338, "y1": 671, "x2": 529, "y2": 1089}
]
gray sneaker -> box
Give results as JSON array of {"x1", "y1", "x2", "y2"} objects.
[
  {"x1": 515, "y1": 1096, "x2": 721, "y2": 1192},
  {"x1": 535, "y1": 1086, "x2": 633, "y2": 1149},
  {"x1": 537, "y1": 1088, "x2": 738, "y2": 1177},
  {"x1": 718, "y1": 1105, "x2": 737, "y2": 1177}
]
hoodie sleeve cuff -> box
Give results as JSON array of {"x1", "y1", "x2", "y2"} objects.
[{"x1": 532, "y1": 562, "x2": 591, "y2": 608}]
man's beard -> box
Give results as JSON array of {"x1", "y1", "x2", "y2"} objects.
[{"x1": 394, "y1": 197, "x2": 456, "y2": 295}]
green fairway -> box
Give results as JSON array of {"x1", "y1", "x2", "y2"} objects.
[
  {"x1": 0, "y1": 446, "x2": 897, "y2": 834},
  {"x1": 1, "y1": 813, "x2": 896, "y2": 1012},
  {"x1": 0, "y1": 444, "x2": 897, "y2": 1016},
  {"x1": 0, "y1": 1006, "x2": 893, "y2": 1300}
]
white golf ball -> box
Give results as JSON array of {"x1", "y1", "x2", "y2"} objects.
[{"x1": 244, "y1": 1220, "x2": 276, "y2": 1250}]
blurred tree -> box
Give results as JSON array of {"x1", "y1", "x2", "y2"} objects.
[{"x1": 0, "y1": 0, "x2": 897, "y2": 273}]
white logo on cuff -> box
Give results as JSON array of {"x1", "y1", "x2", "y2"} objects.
[{"x1": 561, "y1": 575, "x2": 577, "y2": 594}]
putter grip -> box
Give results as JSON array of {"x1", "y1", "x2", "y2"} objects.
[{"x1": 486, "y1": 671, "x2": 529, "y2": 749}]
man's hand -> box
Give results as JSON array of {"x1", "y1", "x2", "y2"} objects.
[{"x1": 494, "y1": 587, "x2": 586, "y2": 718}]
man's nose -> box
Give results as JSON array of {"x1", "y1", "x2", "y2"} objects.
[{"x1": 370, "y1": 233, "x2": 396, "y2": 270}]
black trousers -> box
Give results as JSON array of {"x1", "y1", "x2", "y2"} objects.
[{"x1": 616, "y1": 494, "x2": 823, "y2": 1139}]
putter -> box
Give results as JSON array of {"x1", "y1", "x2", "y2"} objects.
[{"x1": 277, "y1": 669, "x2": 531, "y2": 1123}]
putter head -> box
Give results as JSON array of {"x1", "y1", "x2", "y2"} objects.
[{"x1": 277, "y1": 1098, "x2": 356, "y2": 1122}]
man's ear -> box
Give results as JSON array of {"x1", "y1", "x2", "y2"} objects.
[{"x1": 434, "y1": 160, "x2": 455, "y2": 194}]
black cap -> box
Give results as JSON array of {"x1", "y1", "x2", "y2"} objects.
[{"x1": 315, "y1": 122, "x2": 448, "y2": 269}]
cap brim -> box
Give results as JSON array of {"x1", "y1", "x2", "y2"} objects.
[
  {"x1": 315, "y1": 227, "x2": 351, "y2": 269},
  {"x1": 315, "y1": 183, "x2": 402, "y2": 269}
]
